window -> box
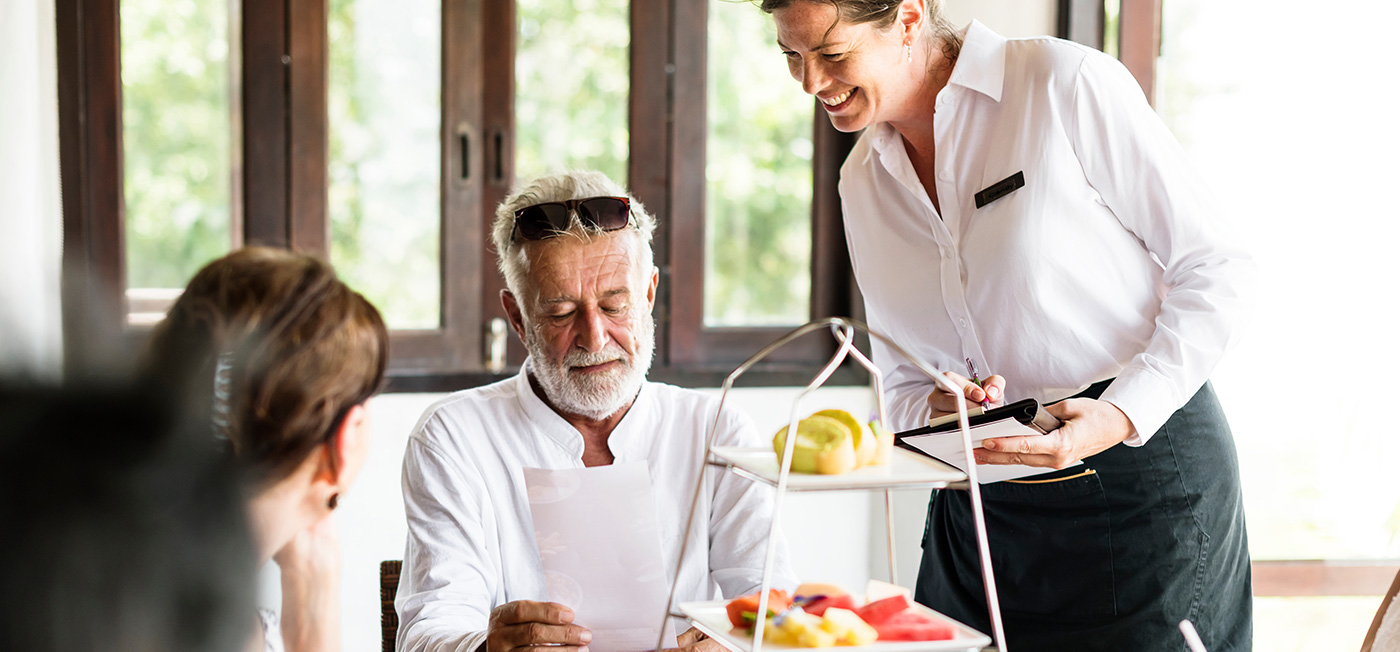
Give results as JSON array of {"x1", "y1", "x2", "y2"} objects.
[
  {"x1": 119, "y1": 0, "x2": 237, "y2": 326},
  {"x1": 1153, "y1": 0, "x2": 1400, "y2": 647},
  {"x1": 1069, "y1": 0, "x2": 1400, "y2": 648},
  {"x1": 59, "y1": 0, "x2": 863, "y2": 386},
  {"x1": 704, "y1": 4, "x2": 814, "y2": 328},
  {"x1": 514, "y1": 0, "x2": 630, "y2": 183},
  {"x1": 328, "y1": 0, "x2": 442, "y2": 330}
]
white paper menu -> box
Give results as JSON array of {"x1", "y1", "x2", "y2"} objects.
[{"x1": 524, "y1": 462, "x2": 678, "y2": 651}]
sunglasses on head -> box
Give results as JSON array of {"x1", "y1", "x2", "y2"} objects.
[{"x1": 511, "y1": 196, "x2": 632, "y2": 242}]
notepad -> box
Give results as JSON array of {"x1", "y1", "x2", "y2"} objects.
[{"x1": 894, "y1": 399, "x2": 1075, "y2": 483}]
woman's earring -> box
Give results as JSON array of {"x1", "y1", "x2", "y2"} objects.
[
  {"x1": 906, "y1": 43, "x2": 912, "y2": 63},
  {"x1": 328, "y1": 493, "x2": 340, "y2": 510}
]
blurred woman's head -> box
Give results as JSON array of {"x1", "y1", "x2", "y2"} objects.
[{"x1": 142, "y1": 247, "x2": 387, "y2": 548}]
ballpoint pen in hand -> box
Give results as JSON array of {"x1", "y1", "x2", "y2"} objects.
[{"x1": 965, "y1": 357, "x2": 991, "y2": 409}]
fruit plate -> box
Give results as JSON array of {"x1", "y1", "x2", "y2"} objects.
[
  {"x1": 677, "y1": 600, "x2": 991, "y2": 652},
  {"x1": 707, "y1": 447, "x2": 967, "y2": 491}
]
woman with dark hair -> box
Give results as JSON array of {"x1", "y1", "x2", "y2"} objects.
[
  {"x1": 760, "y1": 1, "x2": 1254, "y2": 650},
  {"x1": 142, "y1": 246, "x2": 389, "y2": 652}
]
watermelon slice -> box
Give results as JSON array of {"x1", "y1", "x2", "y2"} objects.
[
  {"x1": 855, "y1": 594, "x2": 913, "y2": 625},
  {"x1": 870, "y1": 610, "x2": 957, "y2": 641}
]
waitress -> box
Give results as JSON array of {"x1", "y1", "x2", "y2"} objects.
[{"x1": 761, "y1": 1, "x2": 1254, "y2": 650}]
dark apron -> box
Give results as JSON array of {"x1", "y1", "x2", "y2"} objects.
[{"x1": 915, "y1": 381, "x2": 1252, "y2": 652}]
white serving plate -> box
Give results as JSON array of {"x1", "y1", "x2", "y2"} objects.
[
  {"x1": 707, "y1": 446, "x2": 967, "y2": 491},
  {"x1": 676, "y1": 600, "x2": 991, "y2": 652}
]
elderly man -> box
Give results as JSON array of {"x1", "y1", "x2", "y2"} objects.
[{"x1": 396, "y1": 170, "x2": 795, "y2": 652}]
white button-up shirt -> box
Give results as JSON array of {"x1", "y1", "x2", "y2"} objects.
[
  {"x1": 395, "y1": 365, "x2": 796, "y2": 652},
  {"x1": 839, "y1": 21, "x2": 1253, "y2": 445}
]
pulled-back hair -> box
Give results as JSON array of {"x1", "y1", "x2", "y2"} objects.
[
  {"x1": 141, "y1": 247, "x2": 388, "y2": 489},
  {"x1": 757, "y1": 0, "x2": 963, "y2": 61}
]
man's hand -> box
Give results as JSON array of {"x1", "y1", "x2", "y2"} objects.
[
  {"x1": 926, "y1": 371, "x2": 1005, "y2": 419},
  {"x1": 484, "y1": 601, "x2": 591, "y2": 652},
  {"x1": 663, "y1": 627, "x2": 723, "y2": 652},
  {"x1": 974, "y1": 398, "x2": 1134, "y2": 469}
]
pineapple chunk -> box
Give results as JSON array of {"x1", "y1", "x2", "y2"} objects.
[
  {"x1": 820, "y1": 608, "x2": 879, "y2": 646},
  {"x1": 763, "y1": 621, "x2": 799, "y2": 647},
  {"x1": 774, "y1": 610, "x2": 837, "y2": 647}
]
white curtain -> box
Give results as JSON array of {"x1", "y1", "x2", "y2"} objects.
[{"x1": 0, "y1": 0, "x2": 64, "y2": 380}]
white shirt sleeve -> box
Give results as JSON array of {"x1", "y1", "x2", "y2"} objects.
[
  {"x1": 1068, "y1": 52, "x2": 1255, "y2": 444},
  {"x1": 396, "y1": 426, "x2": 493, "y2": 652},
  {"x1": 706, "y1": 406, "x2": 799, "y2": 596}
]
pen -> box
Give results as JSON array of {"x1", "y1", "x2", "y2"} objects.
[
  {"x1": 1178, "y1": 620, "x2": 1209, "y2": 652},
  {"x1": 965, "y1": 358, "x2": 991, "y2": 410}
]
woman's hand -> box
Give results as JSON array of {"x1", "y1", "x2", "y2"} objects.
[
  {"x1": 926, "y1": 371, "x2": 1005, "y2": 419},
  {"x1": 275, "y1": 515, "x2": 341, "y2": 652},
  {"x1": 975, "y1": 398, "x2": 1134, "y2": 469}
]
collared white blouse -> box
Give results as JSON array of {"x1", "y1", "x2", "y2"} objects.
[{"x1": 839, "y1": 21, "x2": 1253, "y2": 445}]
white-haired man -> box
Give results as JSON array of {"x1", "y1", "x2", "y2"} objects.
[{"x1": 396, "y1": 171, "x2": 796, "y2": 652}]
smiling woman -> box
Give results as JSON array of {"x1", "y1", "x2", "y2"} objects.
[{"x1": 758, "y1": 1, "x2": 1256, "y2": 650}]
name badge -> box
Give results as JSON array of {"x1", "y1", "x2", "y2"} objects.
[{"x1": 974, "y1": 171, "x2": 1025, "y2": 209}]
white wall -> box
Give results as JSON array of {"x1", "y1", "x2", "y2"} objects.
[
  {"x1": 945, "y1": 0, "x2": 1058, "y2": 38},
  {"x1": 0, "y1": 0, "x2": 63, "y2": 381}
]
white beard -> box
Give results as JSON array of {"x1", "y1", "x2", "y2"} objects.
[{"x1": 525, "y1": 311, "x2": 656, "y2": 420}]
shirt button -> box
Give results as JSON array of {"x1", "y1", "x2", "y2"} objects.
[
  {"x1": 959, "y1": 318, "x2": 968, "y2": 328},
  {"x1": 938, "y1": 170, "x2": 952, "y2": 182}
]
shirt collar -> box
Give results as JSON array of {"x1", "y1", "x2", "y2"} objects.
[
  {"x1": 946, "y1": 20, "x2": 1007, "y2": 104},
  {"x1": 862, "y1": 20, "x2": 1007, "y2": 165},
  {"x1": 512, "y1": 358, "x2": 654, "y2": 460}
]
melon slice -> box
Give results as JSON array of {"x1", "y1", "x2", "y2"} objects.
[
  {"x1": 773, "y1": 415, "x2": 857, "y2": 474},
  {"x1": 812, "y1": 409, "x2": 876, "y2": 467}
]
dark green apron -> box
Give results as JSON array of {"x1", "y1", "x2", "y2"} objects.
[{"x1": 916, "y1": 381, "x2": 1252, "y2": 651}]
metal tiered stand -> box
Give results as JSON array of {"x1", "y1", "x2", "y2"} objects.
[{"x1": 654, "y1": 318, "x2": 1008, "y2": 652}]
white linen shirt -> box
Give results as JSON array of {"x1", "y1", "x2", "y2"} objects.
[
  {"x1": 840, "y1": 21, "x2": 1253, "y2": 445},
  {"x1": 395, "y1": 365, "x2": 796, "y2": 652}
]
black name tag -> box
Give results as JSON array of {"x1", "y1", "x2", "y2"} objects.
[{"x1": 974, "y1": 171, "x2": 1025, "y2": 209}]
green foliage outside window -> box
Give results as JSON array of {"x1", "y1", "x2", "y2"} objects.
[
  {"x1": 120, "y1": 0, "x2": 232, "y2": 289},
  {"x1": 515, "y1": 0, "x2": 630, "y2": 184},
  {"x1": 328, "y1": 0, "x2": 441, "y2": 329},
  {"x1": 705, "y1": 2, "x2": 814, "y2": 327}
]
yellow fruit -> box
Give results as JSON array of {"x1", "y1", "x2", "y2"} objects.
[
  {"x1": 868, "y1": 420, "x2": 894, "y2": 467},
  {"x1": 794, "y1": 582, "x2": 848, "y2": 599},
  {"x1": 813, "y1": 409, "x2": 877, "y2": 468},
  {"x1": 773, "y1": 415, "x2": 858, "y2": 475},
  {"x1": 763, "y1": 620, "x2": 799, "y2": 646},
  {"x1": 820, "y1": 608, "x2": 878, "y2": 646},
  {"x1": 778, "y1": 611, "x2": 837, "y2": 647}
]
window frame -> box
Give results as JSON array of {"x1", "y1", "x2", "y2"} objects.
[{"x1": 54, "y1": 0, "x2": 872, "y2": 388}]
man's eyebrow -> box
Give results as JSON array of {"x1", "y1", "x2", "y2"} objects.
[{"x1": 539, "y1": 288, "x2": 630, "y2": 306}]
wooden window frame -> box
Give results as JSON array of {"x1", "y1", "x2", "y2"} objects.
[
  {"x1": 395, "y1": 0, "x2": 867, "y2": 390},
  {"x1": 57, "y1": 0, "x2": 486, "y2": 379},
  {"x1": 57, "y1": 0, "x2": 862, "y2": 389}
]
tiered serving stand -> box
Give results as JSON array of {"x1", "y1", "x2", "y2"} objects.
[{"x1": 654, "y1": 318, "x2": 1008, "y2": 652}]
